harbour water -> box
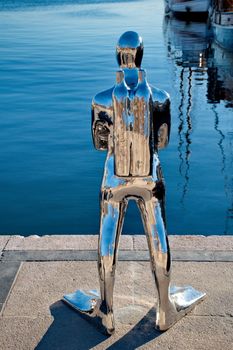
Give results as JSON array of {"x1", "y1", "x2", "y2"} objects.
[{"x1": 0, "y1": 0, "x2": 232, "y2": 235}]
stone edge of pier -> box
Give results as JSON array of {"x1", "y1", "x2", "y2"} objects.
[{"x1": 1, "y1": 234, "x2": 233, "y2": 252}]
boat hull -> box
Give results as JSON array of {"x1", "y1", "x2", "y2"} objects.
[
  {"x1": 213, "y1": 23, "x2": 233, "y2": 51},
  {"x1": 169, "y1": 0, "x2": 210, "y2": 13}
]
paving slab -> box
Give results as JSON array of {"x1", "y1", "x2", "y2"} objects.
[
  {"x1": 1, "y1": 250, "x2": 99, "y2": 262},
  {"x1": 3, "y1": 249, "x2": 233, "y2": 262},
  {"x1": 92, "y1": 316, "x2": 233, "y2": 350},
  {"x1": 0, "y1": 260, "x2": 232, "y2": 349},
  {"x1": 5, "y1": 235, "x2": 133, "y2": 251},
  {"x1": 0, "y1": 261, "x2": 21, "y2": 312},
  {"x1": 1, "y1": 313, "x2": 232, "y2": 350},
  {"x1": 0, "y1": 236, "x2": 9, "y2": 254},
  {"x1": 0, "y1": 316, "x2": 53, "y2": 350},
  {"x1": 134, "y1": 235, "x2": 233, "y2": 251}
]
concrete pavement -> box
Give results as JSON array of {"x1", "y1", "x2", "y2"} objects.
[{"x1": 0, "y1": 235, "x2": 233, "y2": 350}]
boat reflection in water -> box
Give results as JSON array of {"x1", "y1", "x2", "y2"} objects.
[
  {"x1": 163, "y1": 15, "x2": 212, "y2": 67},
  {"x1": 207, "y1": 42, "x2": 233, "y2": 106},
  {"x1": 163, "y1": 15, "x2": 233, "y2": 232},
  {"x1": 164, "y1": 16, "x2": 212, "y2": 203},
  {"x1": 207, "y1": 42, "x2": 233, "y2": 232}
]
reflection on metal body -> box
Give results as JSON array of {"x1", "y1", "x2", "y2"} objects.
[{"x1": 63, "y1": 31, "x2": 205, "y2": 335}]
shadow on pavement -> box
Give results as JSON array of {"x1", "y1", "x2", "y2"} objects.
[
  {"x1": 35, "y1": 301, "x2": 108, "y2": 350},
  {"x1": 36, "y1": 302, "x2": 161, "y2": 350},
  {"x1": 106, "y1": 308, "x2": 161, "y2": 349}
]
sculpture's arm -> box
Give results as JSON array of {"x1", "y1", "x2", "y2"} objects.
[
  {"x1": 151, "y1": 86, "x2": 171, "y2": 150},
  {"x1": 92, "y1": 87, "x2": 114, "y2": 151}
]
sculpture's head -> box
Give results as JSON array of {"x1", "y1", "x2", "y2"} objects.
[{"x1": 116, "y1": 31, "x2": 143, "y2": 69}]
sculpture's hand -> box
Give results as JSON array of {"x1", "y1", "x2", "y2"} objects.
[
  {"x1": 91, "y1": 88, "x2": 114, "y2": 151},
  {"x1": 151, "y1": 86, "x2": 171, "y2": 150},
  {"x1": 92, "y1": 107, "x2": 113, "y2": 151},
  {"x1": 157, "y1": 121, "x2": 170, "y2": 150},
  {"x1": 93, "y1": 121, "x2": 110, "y2": 150}
]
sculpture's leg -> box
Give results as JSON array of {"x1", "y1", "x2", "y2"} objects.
[
  {"x1": 137, "y1": 197, "x2": 205, "y2": 331},
  {"x1": 63, "y1": 198, "x2": 127, "y2": 335},
  {"x1": 98, "y1": 198, "x2": 127, "y2": 334}
]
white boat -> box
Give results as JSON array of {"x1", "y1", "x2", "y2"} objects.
[
  {"x1": 211, "y1": 0, "x2": 233, "y2": 50},
  {"x1": 165, "y1": 0, "x2": 211, "y2": 18}
]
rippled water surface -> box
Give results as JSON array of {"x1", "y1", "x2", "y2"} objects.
[{"x1": 0, "y1": 0, "x2": 232, "y2": 235}]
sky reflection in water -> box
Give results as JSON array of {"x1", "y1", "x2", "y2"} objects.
[{"x1": 0, "y1": 0, "x2": 232, "y2": 235}]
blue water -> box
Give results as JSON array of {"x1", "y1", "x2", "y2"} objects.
[{"x1": 0, "y1": 0, "x2": 232, "y2": 235}]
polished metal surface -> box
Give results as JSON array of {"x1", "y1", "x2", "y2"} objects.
[
  {"x1": 113, "y1": 69, "x2": 152, "y2": 176},
  {"x1": 116, "y1": 31, "x2": 143, "y2": 69},
  {"x1": 64, "y1": 290, "x2": 100, "y2": 314},
  {"x1": 64, "y1": 31, "x2": 205, "y2": 335}
]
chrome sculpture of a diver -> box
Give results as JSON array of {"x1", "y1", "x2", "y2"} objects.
[{"x1": 63, "y1": 31, "x2": 205, "y2": 334}]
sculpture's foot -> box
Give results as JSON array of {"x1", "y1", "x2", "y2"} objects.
[
  {"x1": 63, "y1": 290, "x2": 115, "y2": 335},
  {"x1": 156, "y1": 285, "x2": 206, "y2": 331},
  {"x1": 63, "y1": 289, "x2": 100, "y2": 315},
  {"x1": 98, "y1": 306, "x2": 115, "y2": 335}
]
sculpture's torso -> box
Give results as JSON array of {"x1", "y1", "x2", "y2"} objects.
[
  {"x1": 113, "y1": 73, "x2": 152, "y2": 177},
  {"x1": 92, "y1": 68, "x2": 171, "y2": 179}
]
